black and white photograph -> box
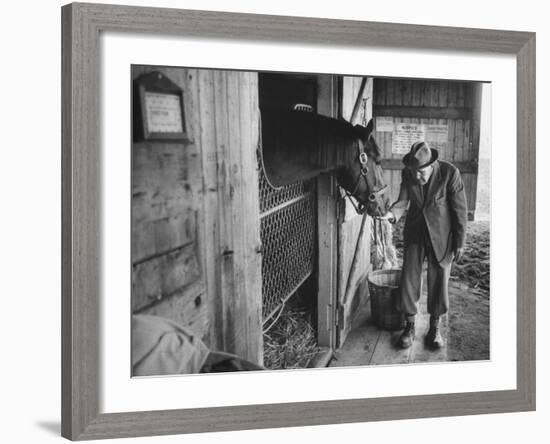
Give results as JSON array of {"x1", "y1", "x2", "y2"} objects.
[
  {"x1": 131, "y1": 66, "x2": 491, "y2": 376},
  {"x1": 2, "y1": 0, "x2": 543, "y2": 442}
]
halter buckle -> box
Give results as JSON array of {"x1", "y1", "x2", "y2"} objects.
[{"x1": 359, "y1": 152, "x2": 368, "y2": 166}]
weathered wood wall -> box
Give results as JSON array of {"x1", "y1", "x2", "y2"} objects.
[
  {"x1": 373, "y1": 79, "x2": 481, "y2": 220},
  {"x1": 132, "y1": 66, "x2": 263, "y2": 365},
  {"x1": 132, "y1": 66, "x2": 207, "y2": 337}
]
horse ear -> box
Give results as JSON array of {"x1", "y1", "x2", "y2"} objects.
[
  {"x1": 366, "y1": 118, "x2": 374, "y2": 136},
  {"x1": 353, "y1": 124, "x2": 368, "y2": 141}
]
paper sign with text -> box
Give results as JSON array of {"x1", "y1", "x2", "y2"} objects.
[{"x1": 392, "y1": 123, "x2": 426, "y2": 154}]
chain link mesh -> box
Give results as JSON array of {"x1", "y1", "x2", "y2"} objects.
[
  {"x1": 259, "y1": 167, "x2": 313, "y2": 214},
  {"x1": 259, "y1": 166, "x2": 316, "y2": 320}
]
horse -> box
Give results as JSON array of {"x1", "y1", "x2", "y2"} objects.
[{"x1": 259, "y1": 109, "x2": 390, "y2": 217}]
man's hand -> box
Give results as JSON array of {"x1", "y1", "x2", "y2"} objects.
[{"x1": 453, "y1": 247, "x2": 465, "y2": 262}]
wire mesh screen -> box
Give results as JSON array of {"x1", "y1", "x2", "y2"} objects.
[{"x1": 259, "y1": 168, "x2": 317, "y2": 321}]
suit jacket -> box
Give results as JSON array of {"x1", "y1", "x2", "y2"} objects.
[{"x1": 390, "y1": 160, "x2": 468, "y2": 265}]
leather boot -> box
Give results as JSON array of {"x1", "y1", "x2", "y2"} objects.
[
  {"x1": 398, "y1": 320, "x2": 415, "y2": 349},
  {"x1": 425, "y1": 317, "x2": 444, "y2": 349}
]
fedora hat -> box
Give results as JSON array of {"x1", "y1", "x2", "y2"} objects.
[{"x1": 403, "y1": 141, "x2": 438, "y2": 170}]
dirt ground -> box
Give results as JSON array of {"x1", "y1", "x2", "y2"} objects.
[{"x1": 392, "y1": 218, "x2": 490, "y2": 361}]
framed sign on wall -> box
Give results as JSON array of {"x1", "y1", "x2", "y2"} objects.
[{"x1": 133, "y1": 70, "x2": 187, "y2": 141}]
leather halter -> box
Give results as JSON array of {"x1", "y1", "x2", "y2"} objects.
[{"x1": 344, "y1": 137, "x2": 388, "y2": 215}]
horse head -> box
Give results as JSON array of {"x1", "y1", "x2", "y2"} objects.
[
  {"x1": 259, "y1": 110, "x2": 390, "y2": 217},
  {"x1": 336, "y1": 119, "x2": 390, "y2": 217}
]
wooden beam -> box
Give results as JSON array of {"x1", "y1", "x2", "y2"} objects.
[
  {"x1": 374, "y1": 105, "x2": 472, "y2": 120},
  {"x1": 468, "y1": 83, "x2": 484, "y2": 217},
  {"x1": 381, "y1": 158, "x2": 478, "y2": 174},
  {"x1": 350, "y1": 77, "x2": 367, "y2": 125},
  {"x1": 317, "y1": 174, "x2": 337, "y2": 348}
]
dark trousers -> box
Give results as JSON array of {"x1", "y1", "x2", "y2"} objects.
[{"x1": 398, "y1": 236, "x2": 451, "y2": 321}]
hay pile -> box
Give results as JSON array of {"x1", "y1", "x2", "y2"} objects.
[
  {"x1": 450, "y1": 220, "x2": 490, "y2": 292},
  {"x1": 263, "y1": 307, "x2": 319, "y2": 370}
]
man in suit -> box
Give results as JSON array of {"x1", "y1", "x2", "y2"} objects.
[{"x1": 384, "y1": 141, "x2": 468, "y2": 349}]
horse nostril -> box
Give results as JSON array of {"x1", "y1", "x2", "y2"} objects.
[{"x1": 368, "y1": 193, "x2": 376, "y2": 202}]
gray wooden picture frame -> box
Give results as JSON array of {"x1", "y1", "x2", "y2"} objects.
[{"x1": 61, "y1": 2, "x2": 536, "y2": 440}]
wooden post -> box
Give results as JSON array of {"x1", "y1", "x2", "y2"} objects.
[
  {"x1": 469, "y1": 82, "x2": 483, "y2": 221},
  {"x1": 316, "y1": 75, "x2": 340, "y2": 348},
  {"x1": 317, "y1": 174, "x2": 338, "y2": 347}
]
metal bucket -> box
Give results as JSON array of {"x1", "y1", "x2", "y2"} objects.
[{"x1": 367, "y1": 269, "x2": 406, "y2": 331}]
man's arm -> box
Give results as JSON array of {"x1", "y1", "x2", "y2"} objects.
[
  {"x1": 386, "y1": 169, "x2": 409, "y2": 223},
  {"x1": 448, "y1": 166, "x2": 468, "y2": 259}
]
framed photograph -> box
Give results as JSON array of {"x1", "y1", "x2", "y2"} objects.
[{"x1": 61, "y1": 2, "x2": 535, "y2": 440}]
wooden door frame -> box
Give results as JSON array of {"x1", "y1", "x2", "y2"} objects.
[{"x1": 316, "y1": 75, "x2": 341, "y2": 348}]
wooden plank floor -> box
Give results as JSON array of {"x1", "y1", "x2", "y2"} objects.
[{"x1": 329, "y1": 282, "x2": 455, "y2": 368}]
